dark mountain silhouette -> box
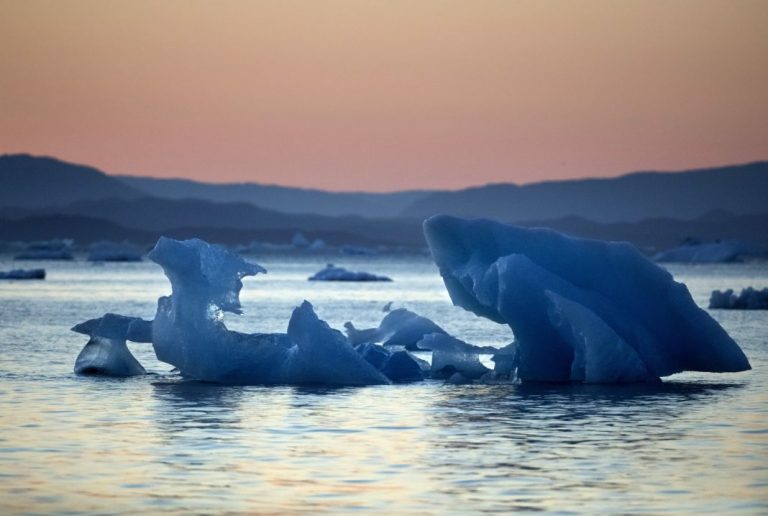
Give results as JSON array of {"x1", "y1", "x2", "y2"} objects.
[
  {"x1": 0, "y1": 214, "x2": 402, "y2": 247},
  {"x1": 0, "y1": 154, "x2": 144, "y2": 207},
  {"x1": 400, "y1": 162, "x2": 768, "y2": 223},
  {"x1": 24, "y1": 197, "x2": 425, "y2": 247},
  {"x1": 117, "y1": 176, "x2": 432, "y2": 218},
  {"x1": 515, "y1": 212, "x2": 768, "y2": 253},
  {"x1": 2, "y1": 154, "x2": 766, "y2": 252}
]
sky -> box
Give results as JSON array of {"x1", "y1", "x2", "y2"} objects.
[{"x1": 1, "y1": 0, "x2": 766, "y2": 191}]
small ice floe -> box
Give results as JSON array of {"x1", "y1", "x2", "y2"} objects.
[
  {"x1": 72, "y1": 313, "x2": 152, "y2": 376},
  {"x1": 14, "y1": 239, "x2": 74, "y2": 260},
  {"x1": 0, "y1": 268, "x2": 45, "y2": 280},
  {"x1": 709, "y1": 288, "x2": 768, "y2": 310},
  {"x1": 345, "y1": 308, "x2": 447, "y2": 350},
  {"x1": 87, "y1": 241, "x2": 143, "y2": 262},
  {"x1": 309, "y1": 264, "x2": 392, "y2": 282}
]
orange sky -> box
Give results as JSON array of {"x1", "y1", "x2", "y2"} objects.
[{"x1": 1, "y1": 0, "x2": 766, "y2": 191}]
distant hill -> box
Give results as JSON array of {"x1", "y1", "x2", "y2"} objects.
[
  {"x1": 117, "y1": 176, "x2": 432, "y2": 218},
  {"x1": 514, "y1": 211, "x2": 768, "y2": 253},
  {"x1": 25, "y1": 197, "x2": 426, "y2": 247},
  {"x1": 2, "y1": 154, "x2": 767, "y2": 251},
  {"x1": 0, "y1": 154, "x2": 144, "y2": 208},
  {"x1": 0, "y1": 214, "x2": 403, "y2": 248},
  {"x1": 400, "y1": 162, "x2": 768, "y2": 223}
]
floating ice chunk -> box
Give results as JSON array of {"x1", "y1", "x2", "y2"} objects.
[
  {"x1": 345, "y1": 308, "x2": 447, "y2": 350},
  {"x1": 308, "y1": 239, "x2": 327, "y2": 251},
  {"x1": 14, "y1": 239, "x2": 73, "y2": 260},
  {"x1": 148, "y1": 237, "x2": 389, "y2": 385},
  {"x1": 286, "y1": 301, "x2": 389, "y2": 385},
  {"x1": 355, "y1": 342, "x2": 391, "y2": 370},
  {"x1": 291, "y1": 232, "x2": 310, "y2": 248},
  {"x1": 88, "y1": 241, "x2": 143, "y2": 262},
  {"x1": 423, "y1": 215, "x2": 751, "y2": 383},
  {"x1": 709, "y1": 288, "x2": 768, "y2": 310},
  {"x1": 71, "y1": 313, "x2": 149, "y2": 376},
  {"x1": 0, "y1": 268, "x2": 45, "y2": 279},
  {"x1": 309, "y1": 264, "x2": 392, "y2": 282},
  {"x1": 381, "y1": 350, "x2": 426, "y2": 383},
  {"x1": 353, "y1": 342, "x2": 425, "y2": 382},
  {"x1": 417, "y1": 333, "x2": 490, "y2": 380}
]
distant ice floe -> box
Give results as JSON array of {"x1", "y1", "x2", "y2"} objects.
[
  {"x1": 87, "y1": 241, "x2": 144, "y2": 262},
  {"x1": 653, "y1": 240, "x2": 767, "y2": 263},
  {"x1": 709, "y1": 288, "x2": 768, "y2": 310},
  {"x1": 72, "y1": 313, "x2": 152, "y2": 376},
  {"x1": 309, "y1": 264, "x2": 392, "y2": 282},
  {"x1": 14, "y1": 239, "x2": 74, "y2": 260},
  {"x1": 424, "y1": 215, "x2": 751, "y2": 383},
  {"x1": 0, "y1": 268, "x2": 45, "y2": 280}
]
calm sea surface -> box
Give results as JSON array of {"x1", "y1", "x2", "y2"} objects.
[{"x1": 1, "y1": 254, "x2": 766, "y2": 514}]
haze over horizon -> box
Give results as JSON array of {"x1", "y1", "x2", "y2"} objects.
[{"x1": 2, "y1": 0, "x2": 767, "y2": 191}]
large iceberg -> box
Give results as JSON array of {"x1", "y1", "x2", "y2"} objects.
[
  {"x1": 309, "y1": 264, "x2": 392, "y2": 282},
  {"x1": 72, "y1": 313, "x2": 151, "y2": 376},
  {"x1": 345, "y1": 308, "x2": 448, "y2": 350},
  {"x1": 423, "y1": 215, "x2": 751, "y2": 383},
  {"x1": 148, "y1": 237, "x2": 389, "y2": 385}
]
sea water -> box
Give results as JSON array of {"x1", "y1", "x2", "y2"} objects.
[{"x1": 0, "y1": 254, "x2": 766, "y2": 513}]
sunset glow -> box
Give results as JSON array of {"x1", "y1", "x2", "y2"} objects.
[{"x1": 1, "y1": 0, "x2": 766, "y2": 190}]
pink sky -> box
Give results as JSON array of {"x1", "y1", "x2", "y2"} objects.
[{"x1": 1, "y1": 0, "x2": 766, "y2": 191}]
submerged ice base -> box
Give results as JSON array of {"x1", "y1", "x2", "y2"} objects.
[
  {"x1": 149, "y1": 237, "x2": 389, "y2": 386},
  {"x1": 424, "y1": 215, "x2": 751, "y2": 383}
]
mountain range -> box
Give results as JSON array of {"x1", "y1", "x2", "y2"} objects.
[{"x1": 1, "y1": 153, "x2": 766, "y2": 251}]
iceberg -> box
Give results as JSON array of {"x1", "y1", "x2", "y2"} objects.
[
  {"x1": 291, "y1": 232, "x2": 310, "y2": 248},
  {"x1": 709, "y1": 288, "x2": 768, "y2": 310},
  {"x1": 0, "y1": 268, "x2": 45, "y2": 280},
  {"x1": 71, "y1": 313, "x2": 151, "y2": 376},
  {"x1": 14, "y1": 239, "x2": 74, "y2": 260},
  {"x1": 345, "y1": 308, "x2": 448, "y2": 350},
  {"x1": 148, "y1": 237, "x2": 389, "y2": 385},
  {"x1": 309, "y1": 263, "x2": 392, "y2": 282},
  {"x1": 423, "y1": 215, "x2": 751, "y2": 383},
  {"x1": 88, "y1": 241, "x2": 143, "y2": 262},
  {"x1": 308, "y1": 239, "x2": 327, "y2": 251}
]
